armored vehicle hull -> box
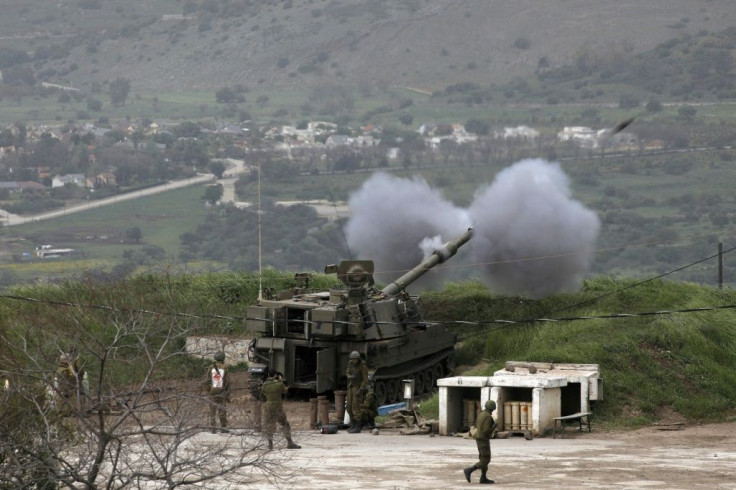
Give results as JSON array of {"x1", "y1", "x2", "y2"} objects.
[{"x1": 245, "y1": 228, "x2": 472, "y2": 405}]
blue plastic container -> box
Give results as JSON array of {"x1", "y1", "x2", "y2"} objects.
[{"x1": 377, "y1": 401, "x2": 407, "y2": 416}]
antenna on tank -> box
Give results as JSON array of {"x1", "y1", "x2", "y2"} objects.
[
  {"x1": 257, "y1": 159, "x2": 263, "y2": 302},
  {"x1": 328, "y1": 185, "x2": 352, "y2": 260}
]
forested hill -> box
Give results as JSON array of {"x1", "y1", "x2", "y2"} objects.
[{"x1": 0, "y1": 0, "x2": 734, "y2": 94}]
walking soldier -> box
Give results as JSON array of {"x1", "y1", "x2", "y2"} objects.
[{"x1": 463, "y1": 399, "x2": 497, "y2": 484}]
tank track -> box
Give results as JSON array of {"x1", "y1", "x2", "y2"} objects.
[{"x1": 371, "y1": 350, "x2": 454, "y2": 406}]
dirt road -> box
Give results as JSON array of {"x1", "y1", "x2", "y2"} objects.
[
  {"x1": 201, "y1": 395, "x2": 736, "y2": 489},
  {"x1": 190, "y1": 372, "x2": 734, "y2": 489}
]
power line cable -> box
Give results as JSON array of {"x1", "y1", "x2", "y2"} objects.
[
  {"x1": 547, "y1": 243, "x2": 736, "y2": 316},
  {"x1": 454, "y1": 304, "x2": 736, "y2": 342},
  {"x1": 2, "y1": 240, "x2": 735, "y2": 332}
]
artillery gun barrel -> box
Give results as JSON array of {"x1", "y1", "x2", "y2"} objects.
[{"x1": 381, "y1": 228, "x2": 473, "y2": 297}]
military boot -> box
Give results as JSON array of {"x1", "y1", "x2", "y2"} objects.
[
  {"x1": 267, "y1": 439, "x2": 273, "y2": 450},
  {"x1": 479, "y1": 470, "x2": 494, "y2": 484},
  {"x1": 347, "y1": 422, "x2": 362, "y2": 433},
  {"x1": 463, "y1": 466, "x2": 476, "y2": 483},
  {"x1": 286, "y1": 438, "x2": 301, "y2": 449}
]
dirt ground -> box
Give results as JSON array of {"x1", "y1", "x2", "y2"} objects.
[
  {"x1": 207, "y1": 373, "x2": 736, "y2": 489},
  {"x1": 208, "y1": 404, "x2": 736, "y2": 489}
]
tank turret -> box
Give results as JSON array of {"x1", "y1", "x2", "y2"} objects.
[{"x1": 244, "y1": 228, "x2": 473, "y2": 405}]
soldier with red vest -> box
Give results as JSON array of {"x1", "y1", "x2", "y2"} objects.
[{"x1": 203, "y1": 351, "x2": 231, "y2": 433}]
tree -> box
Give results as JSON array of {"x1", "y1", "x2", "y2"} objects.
[
  {"x1": 399, "y1": 114, "x2": 414, "y2": 127},
  {"x1": 125, "y1": 226, "x2": 142, "y2": 243},
  {"x1": 0, "y1": 129, "x2": 13, "y2": 148},
  {"x1": 0, "y1": 47, "x2": 30, "y2": 68},
  {"x1": 3, "y1": 65, "x2": 35, "y2": 85},
  {"x1": 215, "y1": 87, "x2": 237, "y2": 104},
  {"x1": 0, "y1": 282, "x2": 285, "y2": 488},
  {"x1": 465, "y1": 118, "x2": 490, "y2": 136},
  {"x1": 172, "y1": 121, "x2": 202, "y2": 139},
  {"x1": 678, "y1": 105, "x2": 697, "y2": 122},
  {"x1": 109, "y1": 77, "x2": 131, "y2": 106},
  {"x1": 209, "y1": 160, "x2": 227, "y2": 179},
  {"x1": 203, "y1": 184, "x2": 224, "y2": 205},
  {"x1": 86, "y1": 98, "x2": 103, "y2": 112},
  {"x1": 172, "y1": 138, "x2": 210, "y2": 169}
]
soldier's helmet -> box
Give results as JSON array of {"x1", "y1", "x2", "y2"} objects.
[
  {"x1": 214, "y1": 351, "x2": 225, "y2": 362},
  {"x1": 349, "y1": 351, "x2": 361, "y2": 360},
  {"x1": 485, "y1": 400, "x2": 496, "y2": 411}
]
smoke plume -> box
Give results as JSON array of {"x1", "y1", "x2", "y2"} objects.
[
  {"x1": 344, "y1": 172, "x2": 470, "y2": 289},
  {"x1": 345, "y1": 159, "x2": 600, "y2": 298}
]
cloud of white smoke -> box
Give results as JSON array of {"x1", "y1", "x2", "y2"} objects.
[
  {"x1": 468, "y1": 159, "x2": 600, "y2": 298},
  {"x1": 344, "y1": 159, "x2": 600, "y2": 298},
  {"x1": 344, "y1": 172, "x2": 470, "y2": 289}
]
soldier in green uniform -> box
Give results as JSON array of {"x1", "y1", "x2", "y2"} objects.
[
  {"x1": 358, "y1": 382, "x2": 378, "y2": 430},
  {"x1": 53, "y1": 352, "x2": 88, "y2": 417},
  {"x1": 346, "y1": 350, "x2": 369, "y2": 433},
  {"x1": 203, "y1": 351, "x2": 231, "y2": 433},
  {"x1": 463, "y1": 399, "x2": 497, "y2": 484},
  {"x1": 260, "y1": 369, "x2": 301, "y2": 450}
]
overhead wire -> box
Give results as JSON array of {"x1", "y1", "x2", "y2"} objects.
[
  {"x1": 2, "y1": 231, "x2": 735, "y2": 331},
  {"x1": 455, "y1": 244, "x2": 736, "y2": 341}
]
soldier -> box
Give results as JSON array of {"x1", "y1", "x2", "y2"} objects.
[
  {"x1": 203, "y1": 351, "x2": 231, "y2": 433},
  {"x1": 260, "y1": 369, "x2": 301, "y2": 450},
  {"x1": 53, "y1": 352, "x2": 88, "y2": 417},
  {"x1": 358, "y1": 382, "x2": 378, "y2": 430},
  {"x1": 346, "y1": 350, "x2": 369, "y2": 433},
  {"x1": 463, "y1": 399, "x2": 497, "y2": 484}
]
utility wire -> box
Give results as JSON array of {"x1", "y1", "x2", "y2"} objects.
[
  {"x1": 40, "y1": 226, "x2": 735, "y2": 289},
  {"x1": 0, "y1": 293, "x2": 243, "y2": 322},
  {"x1": 2, "y1": 296, "x2": 736, "y2": 333},
  {"x1": 2, "y1": 241, "x2": 735, "y2": 331},
  {"x1": 547, "y1": 243, "x2": 736, "y2": 316},
  {"x1": 454, "y1": 304, "x2": 736, "y2": 342}
]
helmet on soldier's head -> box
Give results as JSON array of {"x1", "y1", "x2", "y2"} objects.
[
  {"x1": 485, "y1": 400, "x2": 496, "y2": 411},
  {"x1": 214, "y1": 351, "x2": 225, "y2": 362},
  {"x1": 349, "y1": 351, "x2": 360, "y2": 360}
]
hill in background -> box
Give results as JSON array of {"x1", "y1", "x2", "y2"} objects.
[{"x1": 1, "y1": 0, "x2": 734, "y2": 95}]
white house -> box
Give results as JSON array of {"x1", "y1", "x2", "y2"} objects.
[
  {"x1": 52, "y1": 174, "x2": 87, "y2": 188},
  {"x1": 499, "y1": 125, "x2": 540, "y2": 142}
]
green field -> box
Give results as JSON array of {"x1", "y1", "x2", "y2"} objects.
[
  {"x1": 5, "y1": 86, "x2": 736, "y2": 128},
  {"x1": 4, "y1": 142, "x2": 736, "y2": 287},
  {"x1": 1, "y1": 184, "x2": 219, "y2": 281}
]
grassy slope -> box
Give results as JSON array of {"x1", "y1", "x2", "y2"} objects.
[
  {"x1": 422, "y1": 277, "x2": 736, "y2": 427},
  {"x1": 2, "y1": 271, "x2": 735, "y2": 428}
]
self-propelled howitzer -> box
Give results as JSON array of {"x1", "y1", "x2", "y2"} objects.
[{"x1": 245, "y1": 228, "x2": 473, "y2": 405}]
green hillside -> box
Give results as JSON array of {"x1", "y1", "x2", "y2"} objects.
[
  {"x1": 1, "y1": 1, "x2": 735, "y2": 126},
  {"x1": 422, "y1": 277, "x2": 736, "y2": 426},
  {"x1": 2, "y1": 272, "x2": 735, "y2": 427}
]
